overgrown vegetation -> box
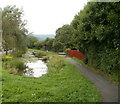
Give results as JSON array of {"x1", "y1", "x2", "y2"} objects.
[
  {"x1": 2, "y1": 52, "x2": 101, "y2": 102},
  {"x1": 34, "y1": 51, "x2": 47, "y2": 58},
  {"x1": 2, "y1": 52, "x2": 26, "y2": 75},
  {"x1": 48, "y1": 55, "x2": 66, "y2": 73},
  {"x1": 1, "y1": 5, "x2": 29, "y2": 76},
  {"x1": 10, "y1": 51, "x2": 25, "y2": 57}
]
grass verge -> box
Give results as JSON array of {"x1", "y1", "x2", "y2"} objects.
[{"x1": 2, "y1": 50, "x2": 101, "y2": 102}]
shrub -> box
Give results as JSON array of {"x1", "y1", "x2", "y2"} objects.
[
  {"x1": 11, "y1": 52, "x2": 24, "y2": 57},
  {"x1": 34, "y1": 51, "x2": 46, "y2": 58},
  {"x1": 8, "y1": 59, "x2": 25, "y2": 71}
]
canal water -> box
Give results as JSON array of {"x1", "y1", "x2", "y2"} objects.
[{"x1": 23, "y1": 52, "x2": 48, "y2": 77}]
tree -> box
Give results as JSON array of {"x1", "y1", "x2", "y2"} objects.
[
  {"x1": 27, "y1": 35, "x2": 39, "y2": 49},
  {"x1": 2, "y1": 5, "x2": 28, "y2": 54},
  {"x1": 71, "y1": 2, "x2": 120, "y2": 72},
  {"x1": 0, "y1": 8, "x2": 2, "y2": 51},
  {"x1": 53, "y1": 40, "x2": 64, "y2": 52},
  {"x1": 55, "y1": 24, "x2": 74, "y2": 51},
  {"x1": 34, "y1": 41, "x2": 44, "y2": 50},
  {"x1": 43, "y1": 38, "x2": 54, "y2": 51},
  {"x1": 34, "y1": 38, "x2": 55, "y2": 51}
]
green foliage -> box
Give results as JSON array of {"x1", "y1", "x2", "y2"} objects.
[
  {"x1": 27, "y1": 35, "x2": 39, "y2": 49},
  {"x1": 34, "y1": 51, "x2": 47, "y2": 58},
  {"x1": 97, "y1": 49, "x2": 119, "y2": 73},
  {"x1": 34, "y1": 41, "x2": 44, "y2": 49},
  {"x1": 2, "y1": 54, "x2": 100, "y2": 102},
  {"x1": 40, "y1": 38, "x2": 54, "y2": 51},
  {"x1": 32, "y1": 25, "x2": 74, "y2": 52},
  {"x1": 48, "y1": 55, "x2": 66, "y2": 73},
  {"x1": 70, "y1": 2, "x2": 120, "y2": 74},
  {"x1": 52, "y1": 40, "x2": 64, "y2": 52},
  {"x1": 72, "y1": 57, "x2": 119, "y2": 84},
  {"x1": 2, "y1": 53, "x2": 25, "y2": 75},
  {"x1": 55, "y1": 25, "x2": 74, "y2": 51},
  {"x1": 10, "y1": 51, "x2": 24, "y2": 57},
  {"x1": 8, "y1": 59, "x2": 25, "y2": 71},
  {"x1": 2, "y1": 5, "x2": 28, "y2": 54},
  {"x1": 30, "y1": 2, "x2": 119, "y2": 78},
  {"x1": 33, "y1": 38, "x2": 55, "y2": 51}
]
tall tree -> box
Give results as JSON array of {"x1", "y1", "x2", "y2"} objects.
[
  {"x1": 2, "y1": 5, "x2": 28, "y2": 54},
  {"x1": 71, "y1": 2, "x2": 120, "y2": 72},
  {"x1": 55, "y1": 24, "x2": 74, "y2": 51},
  {"x1": 27, "y1": 35, "x2": 39, "y2": 49},
  {"x1": 0, "y1": 8, "x2": 2, "y2": 51}
]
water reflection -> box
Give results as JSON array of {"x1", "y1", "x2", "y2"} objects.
[
  {"x1": 24, "y1": 68, "x2": 34, "y2": 77},
  {"x1": 24, "y1": 52, "x2": 48, "y2": 77}
]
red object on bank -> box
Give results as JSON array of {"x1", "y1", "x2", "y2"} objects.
[{"x1": 67, "y1": 50, "x2": 85, "y2": 60}]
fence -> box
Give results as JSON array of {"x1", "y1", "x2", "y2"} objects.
[{"x1": 67, "y1": 50, "x2": 85, "y2": 60}]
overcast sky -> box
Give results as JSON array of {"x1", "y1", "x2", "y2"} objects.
[{"x1": 0, "y1": 0, "x2": 88, "y2": 35}]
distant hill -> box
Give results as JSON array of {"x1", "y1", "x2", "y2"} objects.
[{"x1": 32, "y1": 34, "x2": 55, "y2": 40}]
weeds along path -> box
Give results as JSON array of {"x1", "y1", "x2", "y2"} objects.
[{"x1": 66, "y1": 57, "x2": 118, "y2": 102}]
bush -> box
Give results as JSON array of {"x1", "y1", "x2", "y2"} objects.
[
  {"x1": 11, "y1": 51, "x2": 24, "y2": 57},
  {"x1": 8, "y1": 59, "x2": 25, "y2": 71},
  {"x1": 97, "y1": 49, "x2": 119, "y2": 73},
  {"x1": 34, "y1": 51, "x2": 46, "y2": 58}
]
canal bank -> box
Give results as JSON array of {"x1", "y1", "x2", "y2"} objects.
[
  {"x1": 2, "y1": 50, "x2": 101, "y2": 102},
  {"x1": 23, "y1": 52, "x2": 48, "y2": 77}
]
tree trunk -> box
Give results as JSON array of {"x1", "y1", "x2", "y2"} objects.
[{"x1": 5, "y1": 49, "x2": 8, "y2": 55}]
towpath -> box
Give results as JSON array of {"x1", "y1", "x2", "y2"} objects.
[{"x1": 66, "y1": 57, "x2": 118, "y2": 102}]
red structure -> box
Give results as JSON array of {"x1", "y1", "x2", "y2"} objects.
[{"x1": 67, "y1": 50, "x2": 85, "y2": 60}]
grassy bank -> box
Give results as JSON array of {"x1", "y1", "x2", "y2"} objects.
[
  {"x1": 2, "y1": 50, "x2": 101, "y2": 102},
  {"x1": 72, "y1": 57, "x2": 119, "y2": 84}
]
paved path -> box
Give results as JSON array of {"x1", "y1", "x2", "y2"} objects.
[{"x1": 66, "y1": 57, "x2": 118, "y2": 102}]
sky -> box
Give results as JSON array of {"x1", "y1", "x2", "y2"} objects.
[{"x1": 0, "y1": 0, "x2": 89, "y2": 35}]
